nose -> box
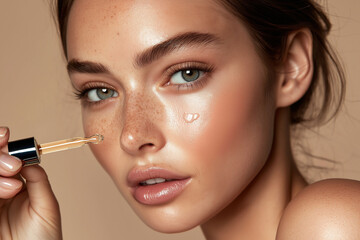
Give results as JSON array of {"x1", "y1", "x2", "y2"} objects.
[{"x1": 120, "y1": 94, "x2": 166, "y2": 156}]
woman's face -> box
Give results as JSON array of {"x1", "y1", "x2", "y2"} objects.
[{"x1": 67, "y1": 0, "x2": 276, "y2": 232}]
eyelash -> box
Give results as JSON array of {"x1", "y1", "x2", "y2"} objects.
[{"x1": 73, "y1": 82, "x2": 116, "y2": 107}]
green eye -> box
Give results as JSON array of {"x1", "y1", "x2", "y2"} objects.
[
  {"x1": 181, "y1": 69, "x2": 201, "y2": 82},
  {"x1": 171, "y1": 69, "x2": 202, "y2": 84},
  {"x1": 87, "y1": 88, "x2": 118, "y2": 102}
]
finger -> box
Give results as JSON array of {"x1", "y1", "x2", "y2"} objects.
[
  {"x1": 20, "y1": 165, "x2": 59, "y2": 213},
  {"x1": 0, "y1": 127, "x2": 10, "y2": 151},
  {"x1": 0, "y1": 176, "x2": 23, "y2": 199},
  {"x1": 0, "y1": 152, "x2": 23, "y2": 177}
]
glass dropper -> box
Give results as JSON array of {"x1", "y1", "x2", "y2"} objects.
[
  {"x1": 8, "y1": 134, "x2": 104, "y2": 166},
  {"x1": 38, "y1": 134, "x2": 104, "y2": 155}
]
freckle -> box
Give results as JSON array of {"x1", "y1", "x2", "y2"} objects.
[
  {"x1": 183, "y1": 113, "x2": 200, "y2": 123},
  {"x1": 117, "y1": 32, "x2": 120, "y2": 36}
]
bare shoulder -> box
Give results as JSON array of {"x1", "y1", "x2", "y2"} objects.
[{"x1": 276, "y1": 178, "x2": 360, "y2": 240}]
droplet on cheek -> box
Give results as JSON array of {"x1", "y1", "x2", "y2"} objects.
[{"x1": 183, "y1": 113, "x2": 200, "y2": 123}]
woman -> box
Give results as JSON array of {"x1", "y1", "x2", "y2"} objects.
[{"x1": 0, "y1": 0, "x2": 358, "y2": 239}]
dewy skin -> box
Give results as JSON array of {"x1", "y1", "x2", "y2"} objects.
[{"x1": 8, "y1": 134, "x2": 104, "y2": 166}]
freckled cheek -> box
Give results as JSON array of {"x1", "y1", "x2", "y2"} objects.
[{"x1": 81, "y1": 104, "x2": 123, "y2": 175}]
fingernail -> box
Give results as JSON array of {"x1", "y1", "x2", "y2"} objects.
[
  {"x1": 0, "y1": 179, "x2": 22, "y2": 190},
  {"x1": 0, "y1": 154, "x2": 22, "y2": 172},
  {"x1": 0, "y1": 127, "x2": 8, "y2": 138}
]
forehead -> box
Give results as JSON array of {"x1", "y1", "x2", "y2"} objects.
[
  {"x1": 66, "y1": 0, "x2": 248, "y2": 60},
  {"x1": 68, "y1": 0, "x2": 229, "y2": 29}
]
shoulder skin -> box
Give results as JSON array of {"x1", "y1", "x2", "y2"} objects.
[{"x1": 276, "y1": 178, "x2": 360, "y2": 240}]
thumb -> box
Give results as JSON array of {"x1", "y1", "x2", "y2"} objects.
[{"x1": 20, "y1": 165, "x2": 60, "y2": 217}]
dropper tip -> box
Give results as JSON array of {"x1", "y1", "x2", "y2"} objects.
[{"x1": 90, "y1": 134, "x2": 104, "y2": 144}]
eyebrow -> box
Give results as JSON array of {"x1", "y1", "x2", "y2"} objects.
[
  {"x1": 67, "y1": 32, "x2": 221, "y2": 74},
  {"x1": 134, "y1": 32, "x2": 221, "y2": 68},
  {"x1": 67, "y1": 59, "x2": 110, "y2": 74}
]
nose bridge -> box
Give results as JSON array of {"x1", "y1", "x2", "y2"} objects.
[
  {"x1": 124, "y1": 91, "x2": 158, "y2": 129},
  {"x1": 120, "y1": 91, "x2": 164, "y2": 155},
  {"x1": 125, "y1": 92, "x2": 148, "y2": 125}
]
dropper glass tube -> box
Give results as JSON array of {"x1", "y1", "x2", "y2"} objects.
[
  {"x1": 8, "y1": 134, "x2": 104, "y2": 166},
  {"x1": 38, "y1": 134, "x2": 104, "y2": 155}
]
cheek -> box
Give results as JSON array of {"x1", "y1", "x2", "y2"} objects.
[
  {"x1": 204, "y1": 80, "x2": 274, "y2": 159},
  {"x1": 163, "y1": 63, "x2": 276, "y2": 216},
  {"x1": 81, "y1": 103, "x2": 124, "y2": 177},
  {"x1": 204, "y1": 81, "x2": 274, "y2": 184},
  {"x1": 171, "y1": 69, "x2": 275, "y2": 167}
]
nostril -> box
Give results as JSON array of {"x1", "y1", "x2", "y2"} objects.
[{"x1": 139, "y1": 143, "x2": 155, "y2": 152}]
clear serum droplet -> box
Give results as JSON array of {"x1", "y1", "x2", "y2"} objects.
[{"x1": 183, "y1": 113, "x2": 200, "y2": 123}]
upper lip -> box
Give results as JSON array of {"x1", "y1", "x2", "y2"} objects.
[{"x1": 127, "y1": 166, "x2": 189, "y2": 188}]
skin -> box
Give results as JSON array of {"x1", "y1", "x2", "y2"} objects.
[
  {"x1": 66, "y1": 0, "x2": 308, "y2": 237},
  {"x1": 0, "y1": 0, "x2": 359, "y2": 239}
]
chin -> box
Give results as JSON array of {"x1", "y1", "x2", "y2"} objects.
[
  {"x1": 130, "y1": 203, "x2": 203, "y2": 233},
  {"x1": 146, "y1": 220, "x2": 198, "y2": 234},
  {"x1": 144, "y1": 220, "x2": 199, "y2": 234}
]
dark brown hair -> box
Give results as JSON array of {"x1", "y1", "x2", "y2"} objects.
[{"x1": 55, "y1": 0, "x2": 345, "y2": 125}]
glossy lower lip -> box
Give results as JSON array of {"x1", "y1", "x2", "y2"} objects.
[
  {"x1": 127, "y1": 166, "x2": 191, "y2": 205},
  {"x1": 133, "y1": 178, "x2": 190, "y2": 205}
]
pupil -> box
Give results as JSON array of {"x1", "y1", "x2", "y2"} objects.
[{"x1": 185, "y1": 70, "x2": 194, "y2": 76}]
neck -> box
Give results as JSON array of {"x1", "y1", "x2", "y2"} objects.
[{"x1": 201, "y1": 108, "x2": 307, "y2": 240}]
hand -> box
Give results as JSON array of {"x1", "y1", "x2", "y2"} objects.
[{"x1": 0, "y1": 127, "x2": 62, "y2": 240}]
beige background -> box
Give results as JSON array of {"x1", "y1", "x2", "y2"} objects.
[{"x1": 0, "y1": 1, "x2": 359, "y2": 239}]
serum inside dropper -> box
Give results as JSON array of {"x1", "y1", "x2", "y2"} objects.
[
  {"x1": 8, "y1": 134, "x2": 104, "y2": 166},
  {"x1": 38, "y1": 134, "x2": 104, "y2": 155}
]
